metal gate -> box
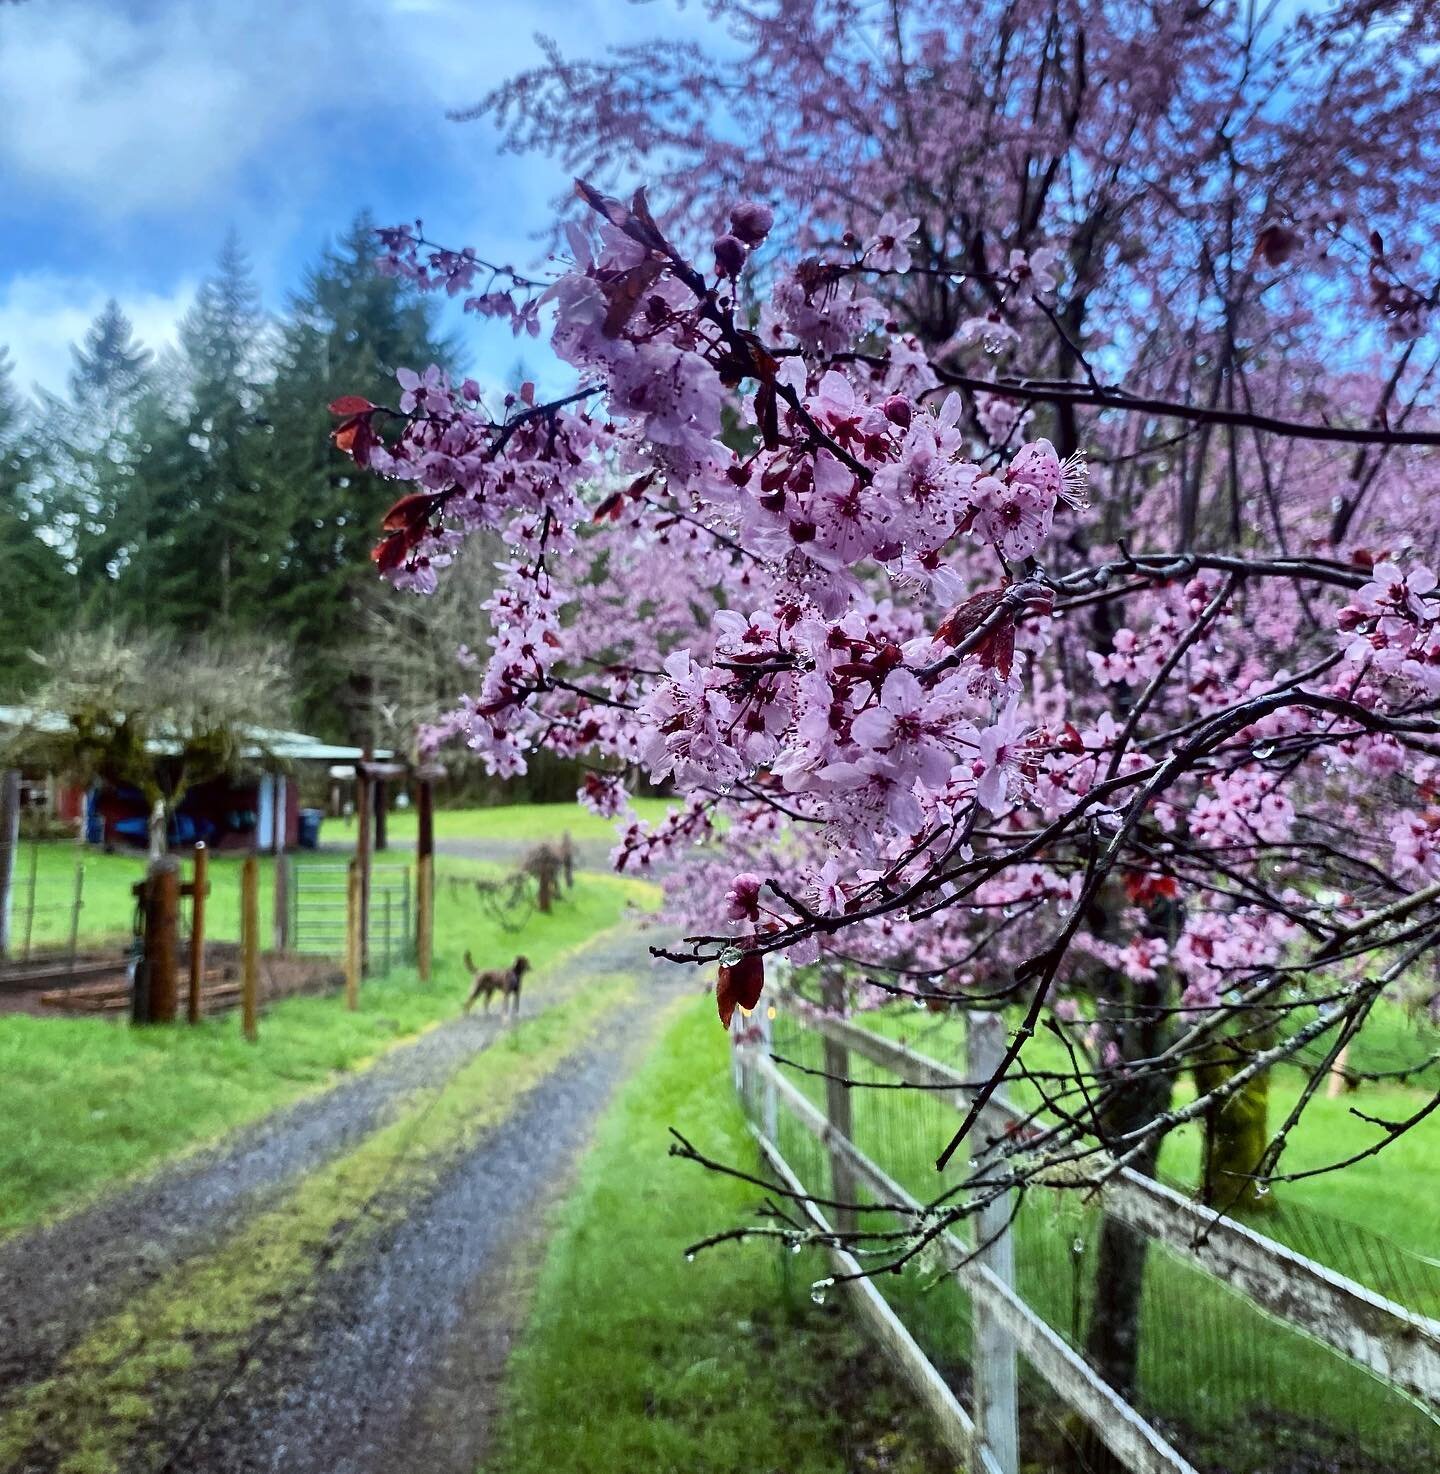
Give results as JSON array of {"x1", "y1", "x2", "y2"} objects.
[{"x1": 289, "y1": 862, "x2": 412, "y2": 970}]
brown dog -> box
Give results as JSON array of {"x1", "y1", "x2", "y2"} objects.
[{"x1": 463, "y1": 952, "x2": 530, "y2": 1016}]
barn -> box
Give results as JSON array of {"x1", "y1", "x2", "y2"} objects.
[{"x1": 0, "y1": 708, "x2": 387, "y2": 851}]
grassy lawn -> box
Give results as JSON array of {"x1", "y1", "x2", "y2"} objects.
[
  {"x1": 860, "y1": 999, "x2": 1440, "y2": 1268},
  {"x1": 7, "y1": 797, "x2": 675, "y2": 952},
  {"x1": 483, "y1": 995, "x2": 957, "y2": 1474},
  {"x1": 381, "y1": 797, "x2": 674, "y2": 847},
  {"x1": 0, "y1": 859, "x2": 657, "y2": 1239}
]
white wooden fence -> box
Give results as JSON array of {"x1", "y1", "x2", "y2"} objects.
[{"x1": 732, "y1": 987, "x2": 1440, "y2": 1474}]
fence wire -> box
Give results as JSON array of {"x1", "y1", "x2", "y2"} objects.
[{"x1": 747, "y1": 1006, "x2": 1440, "y2": 1474}]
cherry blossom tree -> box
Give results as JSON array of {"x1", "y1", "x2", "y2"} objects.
[{"x1": 335, "y1": 0, "x2": 1440, "y2": 1400}]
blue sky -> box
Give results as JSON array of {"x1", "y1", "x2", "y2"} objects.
[{"x1": 0, "y1": 0, "x2": 716, "y2": 398}]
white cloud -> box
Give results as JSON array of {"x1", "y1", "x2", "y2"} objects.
[
  {"x1": 0, "y1": 3, "x2": 365, "y2": 216},
  {"x1": 0, "y1": 274, "x2": 193, "y2": 398},
  {"x1": 0, "y1": 1, "x2": 722, "y2": 220}
]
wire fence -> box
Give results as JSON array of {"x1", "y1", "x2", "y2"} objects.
[
  {"x1": 744, "y1": 1001, "x2": 1440, "y2": 1474},
  {"x1": 288, "y1": 860, "x2": 412, "y2": 970},
  {"x1": 0, "y1": 837, "x2": 87, "y2": 967}
]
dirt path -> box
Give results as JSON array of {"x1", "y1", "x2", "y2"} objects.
[
  {"x1": 0, "y1": 921, "x2": 689, "y2": 1471},
  {"x1": 157, "y1": 1008, "x2": 676, "y2": 1474}
]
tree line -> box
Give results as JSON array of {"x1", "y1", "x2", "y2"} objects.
[{"x1": 0, "y1": 216, "x2": 480, "y2": 746}]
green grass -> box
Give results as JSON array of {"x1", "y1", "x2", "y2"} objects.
[
  {"x1": 861, "y1": 999, "x2": 1440, "y2": 1269},
  {"x1": 483, "y1": 996, "x2": 957, "y2": 1474},
  {"x1": 9, "y1": 844, "x2": 364, "y2": 950},
  {"x1": 0, "y1": 861, "x2": 657, "y2": 1239},
  {"x1": 382, "y1": 797, "x2": 674, "y2": 846},
  {"x1": 8, "y1": 797, "x2": 675, "y2": 952}
]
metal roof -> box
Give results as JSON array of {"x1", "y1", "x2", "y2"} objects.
[{"x1": 0, "y1": 707, "x2": 391, "y2": 765}]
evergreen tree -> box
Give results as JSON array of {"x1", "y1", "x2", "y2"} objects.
[
  {"x1": 71, "y1": 299, "x2": 151, "y2": 401},
  {"x1": 50, "y1": 299, "x2": 152, "y2": 601},
  {"x1": 112, "y1": 236, "x2": 267, "y2": 631},
  {"x1": 256, "y1": 214, "x2": 453, "y2": 738},
  {"x1": 0, "y1": 348, "x2": 68, "y2": 693}
]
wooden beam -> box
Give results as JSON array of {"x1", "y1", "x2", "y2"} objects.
[
  {"x1": 142, "y1": 857, "x2": 181, "y2": 1024},
  {"x1": 355, "y1": 753, "x2": 371, "y2": 977},
  {"x1": 0, "y1": 769, "x2": 18, "y2": 960},
  {"x1": 751, "y1": 1125, "x2": 982, "y2": 1471},
  {"x1": 241, "y1": 853, "x2": 259, "y2": 1042}
]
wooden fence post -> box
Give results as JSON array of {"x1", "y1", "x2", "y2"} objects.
[
  {"x1": 345, "y1": 857, "x2": 361, "y2": 1011},
  {"x1": 416, "y1": 775, "x2": 434, "y2": 982},
  {"x1": 355, "y1": 758, "x2": 372, "y2": 977},
  {"x1": 756, "y1": 991, "x2": 778, "y2": 1144},
  {"x1": 187, "y1": 842, "x2": 208, "y2": 1024},
  {"x1": 374, "y1": 778, "x2": 388, "y2": 852},
  {"x1": 241, "y1": 854, "x2": 259, "y2": 1042},
  {"x1": 139, "y1": 855, "x2": 181, "y2": 1024},
  {"x1": 968, "y1": 1010, "x2": 1020, "y2": 1474},
  {"x1": 821, "y1": 971, "x2": 858, "y2": 1236},
  {"x1": 417, "y1": 856, "x2": 433, "y2": 982},
  {"x1": 0, "y1": 768, "x2": 18, "y2": 960}
]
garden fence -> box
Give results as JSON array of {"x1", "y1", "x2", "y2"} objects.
[
  {"x1": 733, "y1": 984, "x2": 1440, "y2": 1473},
  {"x1": 288, "y1": 859, "x2": 411, "y2": 970}
]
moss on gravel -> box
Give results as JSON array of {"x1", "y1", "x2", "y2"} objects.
[{"x1": 0, "y1": 975, "x2": 637, "y2": 1474}]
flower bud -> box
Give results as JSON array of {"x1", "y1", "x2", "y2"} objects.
[
  {"x1": 729, "y1": 201, "x2": 774, "y2": 245},
  {"x1": 713, "y1": 234, "x2": 748, "y2": 277},
  {"x1": 883, "y1": 394, "x2": 912, "y2": 428}
]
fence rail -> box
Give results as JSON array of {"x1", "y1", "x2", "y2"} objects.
[
  {"x1": 736, "y1": 986, "x2": 1440, "y2": 1474},
  {"x1": 797, "y1": 997, "x2": 1440, "y2": 1412}
]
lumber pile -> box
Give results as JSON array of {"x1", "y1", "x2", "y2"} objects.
[{"x1": 40, "y1": 967, "x2": 237, "y2": 1015}]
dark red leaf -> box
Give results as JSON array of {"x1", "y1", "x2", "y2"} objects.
[
  {"x1": 716, "y1": 952, "x2": 765, "y2": 1028},
  {"x1": 328, "y1": 396, "x2": 375, "y2": 417},
  {"x1": 382, "y1": 491, "x2": 443, "y2": 532},
  {"x1": 592, "y1": 490, "x2": 625, "y2": 523},
  {"x1": 574, "y1": 177, "x2": 632, "y2": 229},
  {"x1": 600, "y1": 257, "x2": 666, "y2": 337},
  {"x1": 371, "y1": 530, "x2": 414, "y2": 573},
  {"x1": 935, "y1": 585, "x2": 1006, "y2": 646},
  {"x1": 755, "y1": 383, "x2": 780, "y2": 451},
  {"x1": 1255, "y1": 224, "x2": 1299, "y2": 268}
]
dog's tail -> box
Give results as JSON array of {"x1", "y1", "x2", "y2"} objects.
[{"x1": 463, "y1": 949, "x2": 476, "y2": 975}]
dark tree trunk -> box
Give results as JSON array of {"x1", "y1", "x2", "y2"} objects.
[{"x1": 1070, "y1": 891, "x2": 1180, "y2": 1471}]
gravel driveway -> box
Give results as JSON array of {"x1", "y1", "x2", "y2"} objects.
[{"x1": 0, "y1": 920, "x2": 696, "y2": 1473}]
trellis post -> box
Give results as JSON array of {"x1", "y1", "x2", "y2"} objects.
[
  {"x1": 0, "y1": 769, "x2": 18, "y2": 960},
  {"x1": 416, "y1": 772, "x2": 435, "y2": 982},
  {"x1": 187, "y1": 842, "x2": 207, "y2": 1024},
  {"x1": 355, "y1": 754, "x2": 372, "y2": 978},
  {"x1": 241, "y1": 854, "x2": 259, "y2": 1042},
  {"x1": 967, "y1": 1009, "x2": 1020, "y2": 1474}
]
